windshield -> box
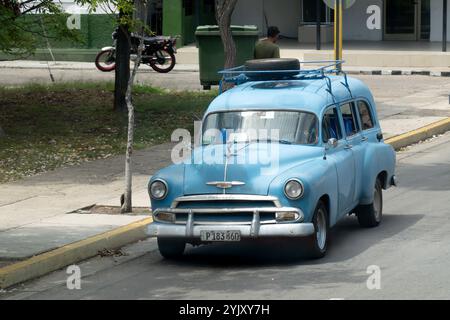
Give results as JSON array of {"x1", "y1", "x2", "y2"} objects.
[{"x1": 202, "y1": 110, "x2": 318, "y2": 145}]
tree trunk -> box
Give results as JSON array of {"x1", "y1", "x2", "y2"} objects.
[
  {"x1": 120, "y1": 1, "x2": 147, "y2": 213},
  {"x1": 0, "y1": 125, "x2": 5, "y2": 138},
  {"x1": 215, "y1": 0, "x2": 238, "y2": 91},
  {"x1": 114, "y1": 16, "x2": 130, "y2": 112}
]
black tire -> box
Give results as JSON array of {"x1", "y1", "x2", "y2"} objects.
[
  {"x1": 157, "y1": 237, "x2": 185, "y2": 259},
  {"x1": 356, "y1": 179, "x2": 383, "y2": 228},
  {"x1": 95, "y1": 49, "x2": 116, "y2": 72},
  {"x1": 306, "y1": 200, "x2": 329, "y2": 259},
  {"x1": 244, "y1": 58, "x2": 300, "y2": 80},
  {"x1": 150, "y1": 49, "x2": 176, "y2": 73}
]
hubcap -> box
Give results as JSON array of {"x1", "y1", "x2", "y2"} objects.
[
  {"x1": 316, "y1": 208, "x2": 327, "y2": 250},
  {"x1": 373, "y1": 186, "x2": 382, "y2": 222}
]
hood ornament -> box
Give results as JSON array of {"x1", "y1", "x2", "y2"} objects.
[{"x1": 206, "y1": 181, "x2": 245, "y2": 189}]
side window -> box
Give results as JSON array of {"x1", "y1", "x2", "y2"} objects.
[
  {"x1": 357, "y1": 100, "x2": 375, "y2": 130},
  {"x1": 322, "y1": 107, "x2": 342, "y2": 143},
  {"x1": 340, "y1": 103, "x2": 359, "y2": 137}
]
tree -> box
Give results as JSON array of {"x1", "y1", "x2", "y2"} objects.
[
  {"x1": 120, "y1": 0, "x2": 147, "y2": 213},
  {"x1": 215, "y1": 0, "x2": 238, "y2": 75}
]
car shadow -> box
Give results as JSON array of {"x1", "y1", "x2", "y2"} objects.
[{"x1": 165, "y1": 213, "x2": 423, "y2": 268}]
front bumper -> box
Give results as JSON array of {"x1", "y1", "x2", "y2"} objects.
[{"x1": 148, "y1": 221, "x2": 315, "y2": 238}]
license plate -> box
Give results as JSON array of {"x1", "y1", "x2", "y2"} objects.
[{"x1": 200, "y1": 230, "x2": 241, "y2": 242}]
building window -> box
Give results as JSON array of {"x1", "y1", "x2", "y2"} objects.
[
  {"x1": 183, "y1": 0, "x2": 193, "y2": 16},
  {"x1": 302, "y1": 0, "x2": 334, "y2": 24}
]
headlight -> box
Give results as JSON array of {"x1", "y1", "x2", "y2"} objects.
[
  {"x1": 150, "y1": 179, "x2": 168, "y2": 200},
  {"x1": 284, "y1": 179, "x2": 304, "y2": 200}
]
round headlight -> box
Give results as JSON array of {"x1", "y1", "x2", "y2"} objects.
[
  {"x1": 284, "y1": 179, "x2": 304, "y2": 200},
  {"x1": 150, "y1": 179, "x2": 168, "y2": 200}
]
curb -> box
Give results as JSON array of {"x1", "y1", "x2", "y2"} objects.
[
  {"x1": 385, "y1": 117, "x2": 450, "y2": 150},
  {"x1": 0, "y1": 217, "x2": 152, "y2": 290},
  {"x1": 345, "y1": 69, "x2": 450, "y2": 77}
]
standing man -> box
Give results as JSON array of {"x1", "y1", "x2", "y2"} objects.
[{"x1": 254, "y1": 26, "x2": 281, "y2": 59}]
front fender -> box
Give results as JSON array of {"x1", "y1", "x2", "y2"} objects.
[
  {"x1": 101, "y1": 46, "x2": 114, "y2": 51},
  {"x1": 268, "y1": 157, "x2": 339, "y2": 226}
]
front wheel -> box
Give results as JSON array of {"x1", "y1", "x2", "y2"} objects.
[
  {"x1": 150, "y1": 49, "x2": 176, "y2": 73},
  {"x1": 356, "y1": 179, "x2": 383, "y2": 228},
  {"x1": 157, "y1": 237, "x2": 185, "y2": 259},
  {"x1": 95, "y1": 49, "x2": 116, "y2": 72},
  {"x1": 306, "y1": 200, "x2": 329, "y2": 259}
]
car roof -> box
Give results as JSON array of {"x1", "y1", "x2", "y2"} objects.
[{"x1": 206, "y1": 75, "x2": 376, "y2": 116}]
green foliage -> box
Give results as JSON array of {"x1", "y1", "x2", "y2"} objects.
[
  {"x1": 0, "y1": 1, "x2": 82, "y2": 56},
  {"x1": 0, "y1": 82, "x2": 216, "y2": 182}
]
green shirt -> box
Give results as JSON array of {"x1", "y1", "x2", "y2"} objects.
[{"x1": 254, "y1": 39, "x2": 280, "y2": 59}]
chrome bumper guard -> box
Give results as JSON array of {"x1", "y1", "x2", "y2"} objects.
[{"x1": 147, "y1": 206, "x2": 315, "y2": 238}]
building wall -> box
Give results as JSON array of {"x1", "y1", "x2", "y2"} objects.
[
  {"x1": 430, "y1": 0, "x2": 450, "y2": 41},
  {"x1": 232, "y1": 0, "x2": 384, "y2": 41},
  {"x1": 343, "y1": 0, "x2": 383, "y2": 41},
  {"x1": 232, "y1": 0, "x2": 264, "y2": 35}
]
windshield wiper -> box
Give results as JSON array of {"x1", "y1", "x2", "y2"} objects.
[{"x1": 248, "y1": 138, "x2": 292, "y2": 145}]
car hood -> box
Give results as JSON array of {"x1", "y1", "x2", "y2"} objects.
[{"x1": 183, "y1": 143, "x2": 322, "y2": 195}]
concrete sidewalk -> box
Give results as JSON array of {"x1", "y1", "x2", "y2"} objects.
[
  {"x1": 0, "y1": 59, "x2": 448, "y2": 76},
  {"x1": 0, "y1": 142, "x2": 174, "y2": 267}
]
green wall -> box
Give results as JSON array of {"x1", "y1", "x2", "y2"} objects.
[
  {"x1": 163, "y1": 0, "x2": 216, "y2": 46},
  {"x1": 162, "y1": 0, "x2": 184, "y2": 43}
]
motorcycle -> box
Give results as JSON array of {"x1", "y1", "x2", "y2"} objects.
[{"x1": 95, "y1": 30, "x2": 177, "y2": 73}]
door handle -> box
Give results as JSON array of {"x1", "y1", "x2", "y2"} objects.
[
  {"x1": 361, "y1": 136, "x2": 368, "y2": 142},
  {"x1": 344, "y1": 144, "x2": 353, "y2": 149}
]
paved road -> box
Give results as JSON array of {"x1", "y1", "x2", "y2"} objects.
[{"x1": 2, "y1": 132, "x2": 450, "y2": 300}]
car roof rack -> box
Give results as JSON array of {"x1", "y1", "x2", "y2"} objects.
[{"x1": 218, "y1": 60, "x2": 350, "y2": 101}]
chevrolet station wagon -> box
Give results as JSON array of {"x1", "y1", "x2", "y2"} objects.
[{"x1": 148, "y1": 59, "x2": 397, "y2": 259}]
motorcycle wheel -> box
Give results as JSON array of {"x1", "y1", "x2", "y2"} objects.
[
  {"x1": 95, "y1": 49, "x2": 116, "y2": 72},
  {"x1": 149, "y1": 49, "x2": 176, "y2": 73}
]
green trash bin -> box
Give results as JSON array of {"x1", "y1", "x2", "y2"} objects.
[{"x1": 195, "y1": 25, "x2": 259, "y2": 90}]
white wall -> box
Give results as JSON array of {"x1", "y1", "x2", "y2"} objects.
[
  {"x1": 430, "y1": 0, "x2": 450, "y2": 41},
  {"x1": 262, "y1": 0, "x2": 301, "y2": 38},
  {"x1": 232, "y1": 0, "x2": 301, "y2": 38},
  {"x1": 232, "y1": 0, "x2": 264, "y2": 35},
  {"x1": 343, "y1": 0, "x2": 383, "y2": 41}
]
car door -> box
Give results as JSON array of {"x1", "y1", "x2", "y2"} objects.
[
  {"x1": 322, "y1": 106, "x2": 356, "y2": 218},
  {"x1": 339, "y1": 102, "x2": 364, "y2": 206}
]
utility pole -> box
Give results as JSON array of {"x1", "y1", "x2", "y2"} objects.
[
  {"x1": 334, "y1": 0, "x2": 343, "y2": 71},
  {"x1": 444, "y1": 0, "x2": 448, "y2": 52},
  {"x1": 316, "y1": 0, "x2": 321, "y2": 50}
]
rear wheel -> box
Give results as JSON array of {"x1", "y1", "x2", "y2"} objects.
[
  {"x1": 356, "y1": 179, "x2": 383, "y2": 228},
  {"x1": 95, "y1": 49, "x2": 116, "y2": 72},
  {"x1": 307, "y1": 200, "x2": 329, "y2": 259},
  {"x1": 150, "y1": 49, "x2": 176, "y2": 73},
  {"x1": 157, "y1": 237, "x2": 185, "y2": 259}
]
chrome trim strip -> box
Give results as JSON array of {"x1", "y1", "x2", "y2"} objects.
[
  {"x1": 171, "y1": 194, "x2": 282, "y2": 208},
  {"x1": 153, "y1": 206, "x2": 304, "y2": 225}
]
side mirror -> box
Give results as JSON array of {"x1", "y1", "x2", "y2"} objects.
[
  {"x1": 376, "y1": 133, "x2": 383, "y2": 142},
  {"x1": 326, "y1": 138, "x2": 338, "y2": 149}
]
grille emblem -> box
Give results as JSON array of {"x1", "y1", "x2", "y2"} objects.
[{"x1": 206, "y1": 181, "x2": 245, "y2": 189}]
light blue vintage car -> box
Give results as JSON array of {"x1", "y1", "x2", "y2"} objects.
[{"x1": 148, "y1": 59, "x2": 397, "y2": 259}]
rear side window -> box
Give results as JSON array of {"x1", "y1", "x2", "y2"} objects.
[
  {"x1": 340, "y1": 103, "x2": 359, "y2": 137},
  {"x1": 322, "y1": 107, "x2": 342, "y2": 143},
  {"x1": 357, "y1": 101, "x2": 375, "y2": 130}
]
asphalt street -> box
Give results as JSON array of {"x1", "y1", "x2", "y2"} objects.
[{"x1": 2, "y1": 131, "x2": 450, "y2": 300}]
